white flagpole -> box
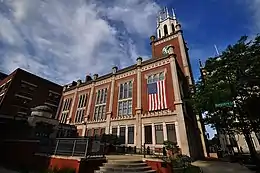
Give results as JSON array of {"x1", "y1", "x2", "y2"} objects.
[{"x1": 214, "y1": 44, "x2": 220, "y2": 56}]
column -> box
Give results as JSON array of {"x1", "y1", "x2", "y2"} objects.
[
  {"x1": 168, "y1": 47, "x2": 190, "y2": 156},
  {"x1": 142, "y1": 124, "x2": 145, "y2": 146},
  {"x1": 125, "y1": 125, "x2": 128, "y2": 145},
  {"x1": 136, "y1": 57, "x2": 142, "y2": 149},
  {"x1": 175, "y1": 121, "x2": 181, "y2": 149},
  {"x1": 163, "y1": 122, "x2": 168, "y2": 141},
  {"x1": 152, "y1": 123, "x2": 156, "y2": 146},
  {"x1": 177, "y1": 33, "x2": 192, "y2": 85},
  {"x1": 106, "y1": 74, "x2": 116, "y2": 134},
  {"x1": 117, "y1": 126, "x2": 120, "y2": 137},
  {"x1": 83, "y1": 83, "x2": 94, "y2": 135}
]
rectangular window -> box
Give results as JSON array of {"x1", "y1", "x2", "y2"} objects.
[
  {"x1": 128, "y1": 126, "x2": 134, "y2": 144},
  {"x1": 120, "y1": 127, "x2": 126, "y2": 144},
  {"x1": 60, "y1": 112, "x2": 68, "y2": 123},
  {"x1": 94, "y1": 88, "x2": 107, "y2": 120},
  {"x1": 145, "y1": 125, "x2": 152, "y2": 144},
  {"x1": 75, "y1": 94, "x2": 87, "y2": 123},
  {"x1": 112, "y1": 127, "x2": 117, "y2": 136},
  {"x1": 155, "y1": 124, "x2": 164, "y2": 144},
  {"x1": 87, "y1": 129, "x2": 92, "y2": 136},
  {"x1": 166, "y1": 124, "x2": 177, "y2": 143},
  {"x1": 118, "y1": 81, "x2": 133, "y2": 117},
  {"x1": 100, "y1": 128, "x2": 105, "y2": 135},
  {"x1": 94, "y1": 129, "x2": 99, "y2": 136}
]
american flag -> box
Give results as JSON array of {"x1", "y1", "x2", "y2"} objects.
[{"x1": 147, "y1": 80, "x2": 168, "y2": 111}]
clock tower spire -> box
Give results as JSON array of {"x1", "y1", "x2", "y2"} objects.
[{"x1": 150, "y1": 7, "x2": 193, "y2": 86}]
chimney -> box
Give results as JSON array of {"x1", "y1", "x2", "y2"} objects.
[
  {"x1": 77, "y1": 80, "x2": 82, "y2": 86},
  {"x1": 112, "y1": 66, "x2": 118, "y2": 74},
  {"x1": 85, "y1": 75, "x2": 92, "y2": 82},
  {"x1": 93, "y1": 74, "x2": 98, "y2": 80},
  {"x1": 71, "y1": 81, "x2": 77, "y2": 86}
]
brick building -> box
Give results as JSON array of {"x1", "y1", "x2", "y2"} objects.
[
  {"x1": 0, "y1": 72, "x2": 8, "y2": 81},
  {"x1": 57, "y1": 8, "x2": 204, "y2": 158},
  {"x1": 0, "y1": 68, "x2": 63, "y2": 119}
]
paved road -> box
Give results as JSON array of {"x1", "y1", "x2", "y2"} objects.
[{"x1": 193, "y1": 161, "x2": 253, "y2": 173}]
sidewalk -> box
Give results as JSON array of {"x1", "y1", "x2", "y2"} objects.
[{"x1": 193, "y1": 160, "x2": 253, "y2": 173}]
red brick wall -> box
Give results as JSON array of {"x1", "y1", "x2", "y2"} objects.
[
  {"x1": 141, "y1": 64, "x2": 175, "y2": 114},
  {"x1": 145, "y1": 160, "x2": 173, "y2": 173},
  {"x1": 152, "y1": 36, "x2": 184, "y2": 73}
]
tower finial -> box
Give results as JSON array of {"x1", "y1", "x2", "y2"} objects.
[
  {"x1": 166, "y1": 7, "x2": 169, "y2": 18},
  {"x1": 172, "y1": 8, "x2": 176, "y2": 19}
]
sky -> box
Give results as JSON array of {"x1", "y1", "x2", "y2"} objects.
[{"x1": 0, "y1": 0, "x2": 259, "y2": 138}]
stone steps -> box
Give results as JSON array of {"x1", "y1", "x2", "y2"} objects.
[{"x1": 95, "y1": 155, "x2": 156, "y2": 173}]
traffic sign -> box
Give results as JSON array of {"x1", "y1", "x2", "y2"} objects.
[{"x1": 215, "y1": 102, "x2": 233, "y2": 108}]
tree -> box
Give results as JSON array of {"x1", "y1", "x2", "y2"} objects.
[{"x1": 193, "y1": 35, "x2": 260, "y2": 164}]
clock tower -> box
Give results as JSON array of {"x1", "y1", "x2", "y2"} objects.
[{"x1": 150, "y1": 7, "x2": 193, "y2": 86}]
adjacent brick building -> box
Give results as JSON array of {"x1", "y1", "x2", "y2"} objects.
[
  {"x1": 0, "y1": 68, "x2": 63, "y2": 119},
  {"x1": 57, "y1": 8, "x2": 204, "y2": 159}
]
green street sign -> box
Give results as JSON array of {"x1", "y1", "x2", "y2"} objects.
[{"x1": 215, "y1": 102, "x2": 233, "y2": 108}]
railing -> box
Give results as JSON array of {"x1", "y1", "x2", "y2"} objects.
[{"x1": 39, "y1": 137, "x2": 105, "y2": 158}]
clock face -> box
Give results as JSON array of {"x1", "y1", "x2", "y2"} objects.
[{"x1": 162, "y1": 45, "x2": 171, "y2": 55}]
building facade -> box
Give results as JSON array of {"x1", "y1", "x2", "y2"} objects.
[
  {"x1": 0, "y1": 68, "x2": 63, "y2": 120},
  {"x1": 57, "y1": 8, "x2": 204, "y2": 159}
]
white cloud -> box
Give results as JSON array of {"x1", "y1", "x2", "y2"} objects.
[{"x1": 0, "y1": 0, "x2": 160, "y2": 84}]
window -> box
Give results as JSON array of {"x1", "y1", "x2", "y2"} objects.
[
  {"x1": 60, "y1": 112, "x2": 68, "y2": 123},
  {"x1": 112, "y1": 127, "x2": 117, "y2": 136},
  {"x1": 147, "y1": 72, "x2": 164, "y2": 84},
  {"x1": 94, "y1": 88, "x2": 107, "y2": 120},
  {"x1": 94, "y1": 129, "x2": 99, "y2": 136},
  {"x1": 159, "y1": 29, "x2": 161, "y2": 38},
  {"x1": 171, "y1": 23, "x2": 175, "y2": 33},
  {"x1": 118, "y1": 81, "x2": 133, "y2": 117},
  {"x1": 100, "y1": 128, "x2": 105, "y2": 135},
  {"x1": 75, "y1": 94, "x2": 87, "y2": 123},
  {"x1": 87, "y1": 129, "x2": 92, "y2": 136},
  {"x1": 119, "y1": 127, "x2": 126, "y2": 144},
  {"x1": 164, "y1": 25, "x2": 168, "y2": 36},
  {"x1": 167, "y1": 124, "x2": 177, "y2": 143},
  {"x1": 155, "y1": 125, "x2": 164, "y2": 144},
  {"x1": 144, "y1": 125, "x2": 152, "y2": 144},
  {"x1": 128, "y1": 126, "x2": 134, "y2": 144},
  {"x1": 60, "y1": 98, "x2": 72, "y2": 123}
]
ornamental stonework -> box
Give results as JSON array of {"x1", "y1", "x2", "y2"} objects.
[
  {"x1": 115, "y1": 70, "x2": 136, "y2": 80},
  {"x1": 154, "y1": 35, "x2": 178, "y2": 46},
  {"x1": 141, "y1": 58, "x2": 170, "y2": 72}
]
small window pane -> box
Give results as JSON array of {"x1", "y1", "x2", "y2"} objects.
[
  {"x1": 100, "y1": 89, "x2": 104, "y2": 104},
  {"x1": 118, "y1": 102, "x2": 123, "y2": 116},
  {"x1": 159, "y1": 72, "x2": 164, "y2": 80},
  {"x1": 153, "y1": 74, "x2": 159, "y2": 82},
  {"x1": 96, "y1": 91, "x2": 100, "y2": 104},
  {"x1": 123, "y1": 101, "x2": 127, "y2": 115},
  {"x1": 128, "y1": 126, "x2": 134, "y2": 144},
  {"x1": 128, "y1": 81, "x2": 132, "y2": 98},
  {"x1": 104, "y1": 88, "x2": 107, "y2": 103},
  {"x1": 128, "y1": 100, "x2": 132, "y2": 115},
  {"x1": 148, "y1": 76, "x2": 152, "y2": 84},
  {"x1": 123, "y1": 83, "x2": 128, "y2": 99},
  {"x1": 119, "y1": 84, "x2": 123, "y2": 99}
]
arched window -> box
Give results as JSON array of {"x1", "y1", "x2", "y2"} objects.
[
  {"x1": 159, "y1": 72, "x2": 164, "y2": 80},
  {"x1": 164, "y1": 25, "x2": 168, "y2": 36},
  {"x1": 153, "y1": 74, "x2": 159, "y2": 83},
  {"x1": 172, "y1": 24, "x2": 175, "y2": 33},
  {"x1": 159, "y1": 29, "x2": 161, "y2": 38}
]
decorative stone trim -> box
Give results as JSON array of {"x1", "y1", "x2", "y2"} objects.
[
  {"x1": 154, "y1": 35, "x2": 178, "y2": 46},
  {"x1": 142, "y1": 110, "x2": 175, "y2": 118},
  {"x1": 94, "y1": 84, "x2": 110, "y2": 91},
  {"x1": 63, "y1": 90, "x2": 76, "y2": 96},
  {"x1": 77, "y1": 84, "x2": 93, "y2": 92},
  {"x1": 116, "y1": 78, "x2": 135, "y2": 87},
  {"x1": 95, "y1": 78, "x2": 112, "y2": 86},
  {"x1": 144, "y1": 68, "x2": 167, "y2": 79},
  {"x1": 115, "y1": 70, "x2": 136, "y2": 80},
  {"x1": 111, "y1": 115, "x2": 135, "y2": 121},
  {"x1": 141, "y1": 58, "x2": 170, "y2": 72},
  {"x1": 86, "y1": 119, "x2": 106, "y2": 124}
]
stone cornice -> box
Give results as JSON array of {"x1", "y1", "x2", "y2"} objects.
[
  {"x1": 142, "y1": 110, "x2": 176, "y2": 118},
  {"x1": 111, "y1": 115, "x2": 135, "y2": 121}
]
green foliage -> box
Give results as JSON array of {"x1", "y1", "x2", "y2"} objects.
[{"x1": 193, "y1": 35, "x2": 260, "y2": 134}]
